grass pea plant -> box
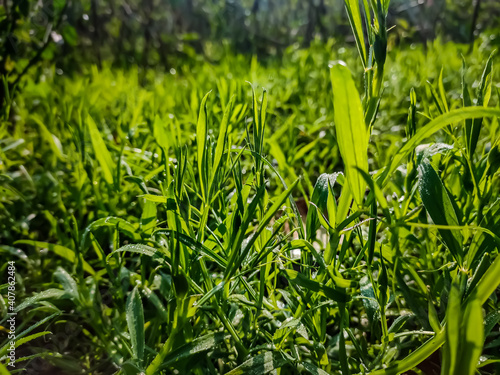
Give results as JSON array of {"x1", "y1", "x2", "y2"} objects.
[{"x1": 1, "y1": 0, "x2": 500, "y2": 374}]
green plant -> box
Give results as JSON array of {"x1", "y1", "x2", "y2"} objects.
[{"x1": 1, "y1": 4, "x2": 500, "y2": 372}]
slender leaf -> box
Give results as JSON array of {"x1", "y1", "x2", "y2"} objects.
[
  {"x1": 126, "y1": 286, "x2": 145, "y2": 364},
  {"x1": 330, "y1": 61, "x2": 368, "y2": 206},
  {"x1": 87, "y1": 114, "x2": 115, "y2": 185},
  {"x1": 225, "y1": 351, "x2": 289, "y2": 375}
]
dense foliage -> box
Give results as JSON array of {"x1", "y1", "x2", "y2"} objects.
[{"x1": 1, "y1": 0, "x2": 500, "y2": 374}]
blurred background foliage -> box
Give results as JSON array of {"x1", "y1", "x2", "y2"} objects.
[{"x1": 2, "y1": 0, "x2": 500, "y2": 79}]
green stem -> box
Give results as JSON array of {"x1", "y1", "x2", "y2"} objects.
[
  {"x1": 216, "y1": 306, "x2": 248, "y2": 360},
  {"x1": 145, "y1": 327, "x2": 179, "y2": 375}
]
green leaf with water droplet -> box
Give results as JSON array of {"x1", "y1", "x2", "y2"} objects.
[
  {"x1": 158, "y1": 332, "x2": 229, "y2": 370},
  {"x1": 126, "y1": 286, "x2": 145, "y2": 365},
  {"x1": 225, "y1": 351, "x2": 289, "y2": 375}
]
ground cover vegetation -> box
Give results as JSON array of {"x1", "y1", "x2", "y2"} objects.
[{"x1": 1, "y1": 0, "x2": 500, "y2": 374}]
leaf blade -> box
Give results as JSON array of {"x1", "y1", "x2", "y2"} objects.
[
  {"x1": 330, "y1": 62, "x2": 368, "y2": 206},
  {"x1": 126, "y1": 286, "x2": 145, "y2": 364},
  {"x1": 87, "y1": 114, "x2": 115, "y2": 185}
]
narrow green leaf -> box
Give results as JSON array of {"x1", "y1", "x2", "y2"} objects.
[
  {"x1": 357, "y1": 168, "x2": 388, "y2": 211},
  {"x1": 54, "y1": 267, "x2": 79, "y2": 300},
  {"x1": 80, "y1": 217, "x2": 141, "y2": 249},
  {"x1": 427, "y1": 80, "x2": 445, "y2": 115},
  {"x1": 197, "y1": 91, "x2": 211, "y2": 200},
  {"x1": 464, "y1": 54, "x2": 494, "y2": 156},
  {"x1": 211, "y1": 95, "x2": 235, "y2": 189},
  {"x1": 126, "y1": 286, "x2": 145, "y2": 364},
  {"x1": 330, "y1": 62, "x2": 368, "y2": 206},
  {"x1": 467, "y1": 200, "x2": 500, "y2": 267},
  {"x1": 142, "y1": 287, "x2": 169, "y2": 321},
  {"x1": 302, "y1": 361, "x2": 331, "y2": 375},
  {"x1": 225, "y1": 351, "x2": 289, "y2": 375},
  {"x1": 466, "y1": 253, "x2": 491, "y2": 297},
  {"x1": 417, "y1": 161, "x2": 463, "y2": 263},
  {"x1": 286, "y1": 239, "x2": 327, "y2": 271},
  {"x1": 378, "y1": 107, "x2": 500, "y2": 187},
  {"x1": 469, "y1": 247, "x2": 500, "y2": 305},
  {"x1": 195, "y1": 280, "x2": 225, "y2": 307},
  {"x1": 458, "y1": 291, "x2": 484, "y2": 375},
  {"x1": 137, "y1": 194, "x2": 169, "y2": 203},
  {"x1": 15, "y1": 289, "x2": 70, "y2": 312},
  {"x1": 306, "y1": 173, "x2": 339, "y2": 241},
  {"x1": 87, "y1": 114, "x2": 115, "y2": 185},
  {"x1": 443, "y1": 283, "x2": 484, "y2": 375},
  {"x1": 153, "y1": 115, "x2": 170, "y2": 152},
  {"x1": 140, "y1": 200, "x2": 157, "y2": 236},
  {"x1": 336, "y1": 178, "x2": 353, "y2": 226},
  {"x1": 360, "y1": 276, "x2": 378, "y2": 325},
  {"x1": 442, "y1": 281, "x2": 461, "y2": 374},
  {"x1": 155, "y1": 229, "x2": 227, "y2": 268},
  {"x1": 0, "y1": 362, "x2": 9, "y2": 375},
  {"x1": 107, "y1": 244, "x2": 166, "y2": 264},
  {"x1": 259, "y1": 89, "x2": 268, "y2": 154},
  {"x1": 406, "y1": 87, "x2": 417, "y2": 140},
  {"x1": 438, "y1": 67, "x2": 449, "y2": 112},
  {"x1": 273, "y1": 317, "x2": 308, "y2": 348},
  {"x1": 477, "y1": 53, "x2": 494, "y2": 108},
  {"x1": 344, "y1": 0, "x2": 367, "y2": 67},
  {"x1": 284, "y1": 269, "x2": 350, "y2": 303},
  {"x1": 159, "y1": 332, "x2": 229, "y2": 369},
  {"x1": 428, "y1": 297, "x2": 441, "y2": 333},
  {"x1": 32, "y1": 115, "x2": 64, "y2": 159}
]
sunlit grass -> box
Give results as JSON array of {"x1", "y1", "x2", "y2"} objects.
[{"x1": 1, "y1": 2, "x2": 500, "y2": 374}]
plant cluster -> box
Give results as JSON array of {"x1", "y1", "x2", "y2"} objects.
[{"x1": 1, "y1": 1, "x2": 500, "y2": 374}]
